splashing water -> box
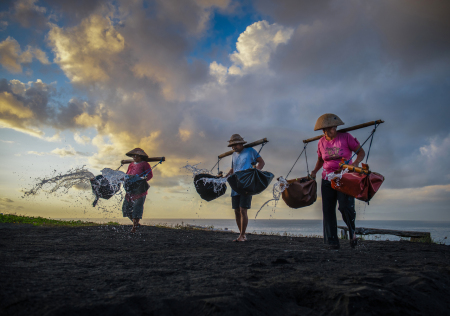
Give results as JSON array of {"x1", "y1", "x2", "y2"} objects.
[
  {"x1": 195, "y1": 176, "x2": 228, "y2": 193},
  {"x1": 182, "y1": 163, "x2": 228, "y2": 193},
  {"x1": 24, "y1": 166, "x2": 95, "y2": 196},
  {"x1": 326, "y1": 168, "x2": 349, "y2": 186},
  {"x1": 181, "y1": 163, "x2": 211, "y2": 176},
  {"x1": 100, "y1": 168, "x2": 127, "y2": 187},
  {"x1": 254, "y1": 177, "x2": 289, "y2": 219}
]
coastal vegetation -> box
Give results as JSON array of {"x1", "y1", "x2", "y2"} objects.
[{"x1": 0, "y1": 214, "x2": 119, "y2": 227}]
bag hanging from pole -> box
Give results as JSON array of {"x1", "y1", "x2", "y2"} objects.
[
  {"x1": 124, "y1": 175, "x2": 150, "y2": 195},
  {"x1": 331, "y1": 163, "x2": 384, "y2": 202},
  {"x1": 227, "y1": 168, "x2": 274, "y2": 196},
  {"x1": 90, "y1": 175, "x2": 121, "y2": 207},
  {"x1": 194, "y1": 174, "x2": 227, "y2": 202},
  {"x1": 281, "y1": 176, "x2": 317, "y2": 209}
]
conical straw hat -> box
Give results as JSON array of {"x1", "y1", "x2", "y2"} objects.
[
  {"x1": 227, "y1": 134, "x2": 247, "y2": 147},
  {"x1": 314, "y1": 114, "x2": 345, "y2": 131},
  {"x1": 126, "y1": 148, "x2": 149, "y2": 158}
]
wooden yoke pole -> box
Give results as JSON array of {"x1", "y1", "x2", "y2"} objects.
[
  {"x1": 121, "y1": 157, "x2": 165, "y2": 164},
  {"x1": 218, "y1": 138, "x2": 268, "y2": 159},
  {"x1": 302, "y1": 120, "x2": 384, "y2": 144}
]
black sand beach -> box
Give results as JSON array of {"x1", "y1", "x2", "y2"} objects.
[{"x1": 1, "y1": 223, "x2": 450, "y2": 315}]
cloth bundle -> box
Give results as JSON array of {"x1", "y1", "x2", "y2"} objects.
[
  {"x1": 194, "y1": 174, "x2": 227, "y2": 202},
  {"x1": 124, "y1": 175, "x2": 150, "y2": 195},
  {"x1": 227, "y1": 168, "x2": 274, "y2": 196},
  {"x1": 281, "y1": 176, "x2": 317, "y2": 209},
  {"x1": 331, "y1": 170, "x2": 384, "y2": 202},
  {"x1": 90, "y1": 175, "x2": 121, "y2": 207}
]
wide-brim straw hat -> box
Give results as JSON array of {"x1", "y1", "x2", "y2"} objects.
[
  {"x1": 227, "y1": 134, "x2": 247, "y2": 147},
  {"x1": 314, "y1": 113, "x2": 345, "y2": 131},
  {"x1": 126, "y1": 148, "x2": 149, "y2": 158}
]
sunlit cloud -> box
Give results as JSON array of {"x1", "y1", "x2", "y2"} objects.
[
  {"x1": 47, "y1": 14, "x2": 125, "y2": 83},
  {"x1": 74, "y1": 133, "x2": 91, "y2": 145},
  {"x1": 27, "y1": 145, "x2": 89, "y2": 158},
  {"x1": 0, "y1": 37, "x2": 51, "y2": 73}
]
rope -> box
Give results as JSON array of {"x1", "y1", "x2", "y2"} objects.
[
  {"x1": 251, "y1": 141, "x2": 268, "y2": 167},
  {"x1": 305, "y1": 145, "x2": 310, "y2": 175},
  {"x1": 210, "y1": 158, "x2": 221, "y2": 173},
  {"x1": 285, "y1": 143, "x2": 308, "y2": 179},
  {"x1": 365, "y1": 127, "x2": 377, "y2": 164},
  {"x1": 345, "y1": 123, "x2": 379, "y2": 164}
]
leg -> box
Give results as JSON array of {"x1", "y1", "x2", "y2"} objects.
[
  {"x1": 232, "y1": 196, "x2": 242, "y2": 240},
  {"x1": 337, "y1": 192, "x2": 357, "y2": 245},
  {"x1": 237, "y1": 194, "x2": 252, "y2": 241},
  {"x1": 237, "y1": 207, "x2": 248, "y2": 241},
  {"x1": 131, "y1": 196, "x2": 145, "y2": 233},
  {"x1": 234, "y1": 208, "x2": 242, "y2": 233},
  {"x1": 122, "y1": 199, "x2": 133, "y2": 222},
  {"x1": 321, "y1": 180, "x2": 339, "y2": 246}
]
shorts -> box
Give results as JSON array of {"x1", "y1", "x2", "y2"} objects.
[
  {"x1": 122, "y1": 196, "x2": 146, "y2": 219},
  {"x1": 232, "y1": 194, "x2": 252, "y2": 209}
]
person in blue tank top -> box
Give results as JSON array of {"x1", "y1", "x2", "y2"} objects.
[{"x1": 225, "y1": 134, "x2": 265, "y2": 242}]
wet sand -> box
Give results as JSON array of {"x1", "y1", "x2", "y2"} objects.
[{"x1": 1, "y1": 223, "x2": 450, "y2": 315}]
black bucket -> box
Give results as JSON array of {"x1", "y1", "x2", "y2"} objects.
[
  {"x1": 194, "y1": 174, "x2": 227, "y2": 202},
  {"x1": 227, "y1": 168, "x2": 274, "y2": 196},
  {"x1": 90, "y1": 175, "x2": 121, "y2": 207},
  {"x1": 124, "y1": 175, "x2": 150, "y2": 196}
]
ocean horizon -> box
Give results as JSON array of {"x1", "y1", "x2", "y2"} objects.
[{"x1": 60, "y1": 218, "x2": 450, "y2": 245}]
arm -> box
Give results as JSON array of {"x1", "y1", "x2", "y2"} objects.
[
  {"x1": 311, "y1": 156, "x2": 324, "y2": 179},
  {"x1": 225, "y1": 168, "x2": 233, "y2": 177},
  {"x1": 144, "y1": 163, "x2": 153, "y2": 181},
  {"x1": 351, "y1": 148, "x2": 365, "y2": 167},
  {"x1": 255, "y1": 156, "x2": 265, "y2": 170}
]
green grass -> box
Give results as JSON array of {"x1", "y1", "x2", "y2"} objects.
[{"x1": 0, "y1": 214, "x2": 120, "y2": 227}]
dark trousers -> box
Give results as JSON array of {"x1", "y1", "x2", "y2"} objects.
[{"x1": 321, "y1": 179, "x2": 356, "y2": 245}]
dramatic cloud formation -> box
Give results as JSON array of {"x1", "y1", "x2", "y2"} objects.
[{"x1": 0, "y1": 0, "x2": 449, "y2": 220}]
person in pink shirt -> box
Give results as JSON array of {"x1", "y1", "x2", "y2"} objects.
[
  {"x1": 121, "y1": 148, "x2": 153, "y2": 233},
  {"x1": 310, "y1": 114, "x2": 365, "y2": 249}
]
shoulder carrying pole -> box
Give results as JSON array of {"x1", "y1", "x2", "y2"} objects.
[
  {"x1": 302, "y1": 120, "x2": 384, "y2": 144},
  {"x1": 218, "y1": 138, "x2": 268, "y2": 159},
  {"x1": 121, "y1": 157, "x2": 166, "y2": 164}
]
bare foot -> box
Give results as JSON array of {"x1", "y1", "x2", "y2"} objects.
[{"x1": 130, "y1": 227, "x2": 136, "y2": 233}]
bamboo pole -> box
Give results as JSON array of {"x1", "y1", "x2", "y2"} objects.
[
  {"x1": 303, "y1": 120, "x2": 384, "y2": 144},
  {"x1": 121, "y1": 157, "x2": 165, "y2": 164},
  {"x1": 218, "y1": 138, "x2": 268, "y2": 159}
]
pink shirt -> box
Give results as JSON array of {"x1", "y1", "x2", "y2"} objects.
[
  {"x1": 317, "y1": 132, "x2": 360, "y2": 179},
  {"x1": 126, "y1": 161, "x2": 153, "y2": 200}
]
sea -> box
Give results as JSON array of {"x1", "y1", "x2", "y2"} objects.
[{"x1": 63, "y1": 218, "x2": 450, "y2": 245}]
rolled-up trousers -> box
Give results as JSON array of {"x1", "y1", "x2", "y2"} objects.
[{"x1": 321, "y1": 179, "x2": 356, "y2": 245}]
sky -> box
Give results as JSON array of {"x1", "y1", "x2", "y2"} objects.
[{"x1": 0, "y1": 0, "x2": 449, "y2": 221}]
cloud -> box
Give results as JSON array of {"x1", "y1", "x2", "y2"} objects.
[
  {"x1": 208, "y1": 20, "x2": 294, "y2": 78},
  {"x1": 47, "y1": 15, "x2": 125, "y2": 83},
  {"x1": 0, "y1": 198, "x2": 14, "y2": 203},
  {"x1": 0, "y1": 78, "x2": 99, "y2": 140},
  {"x1": 27, "y1": 145, "x2": 89, "y2": 157},
  {"x1": 0, "y1": 37, "x2": 51, "y2": 73},
  {"x1": 0, "y1": 140, "x2": 14, "y2": 144},
  {"x1": 1, "y1": 0, "x2": 450, "y2": 219},
  {"x1": 13, "y1": 0, "x2": 48, "y2": 29},
  {"x1": 74, "y1": 133, "x2": 91, "y2": 145},
  {"x1": 0, "y1": 21, "x2": 8, "y2": 31},
  {"x1": 229, "y1": 20, "x2": 294, "y2": 72}
]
